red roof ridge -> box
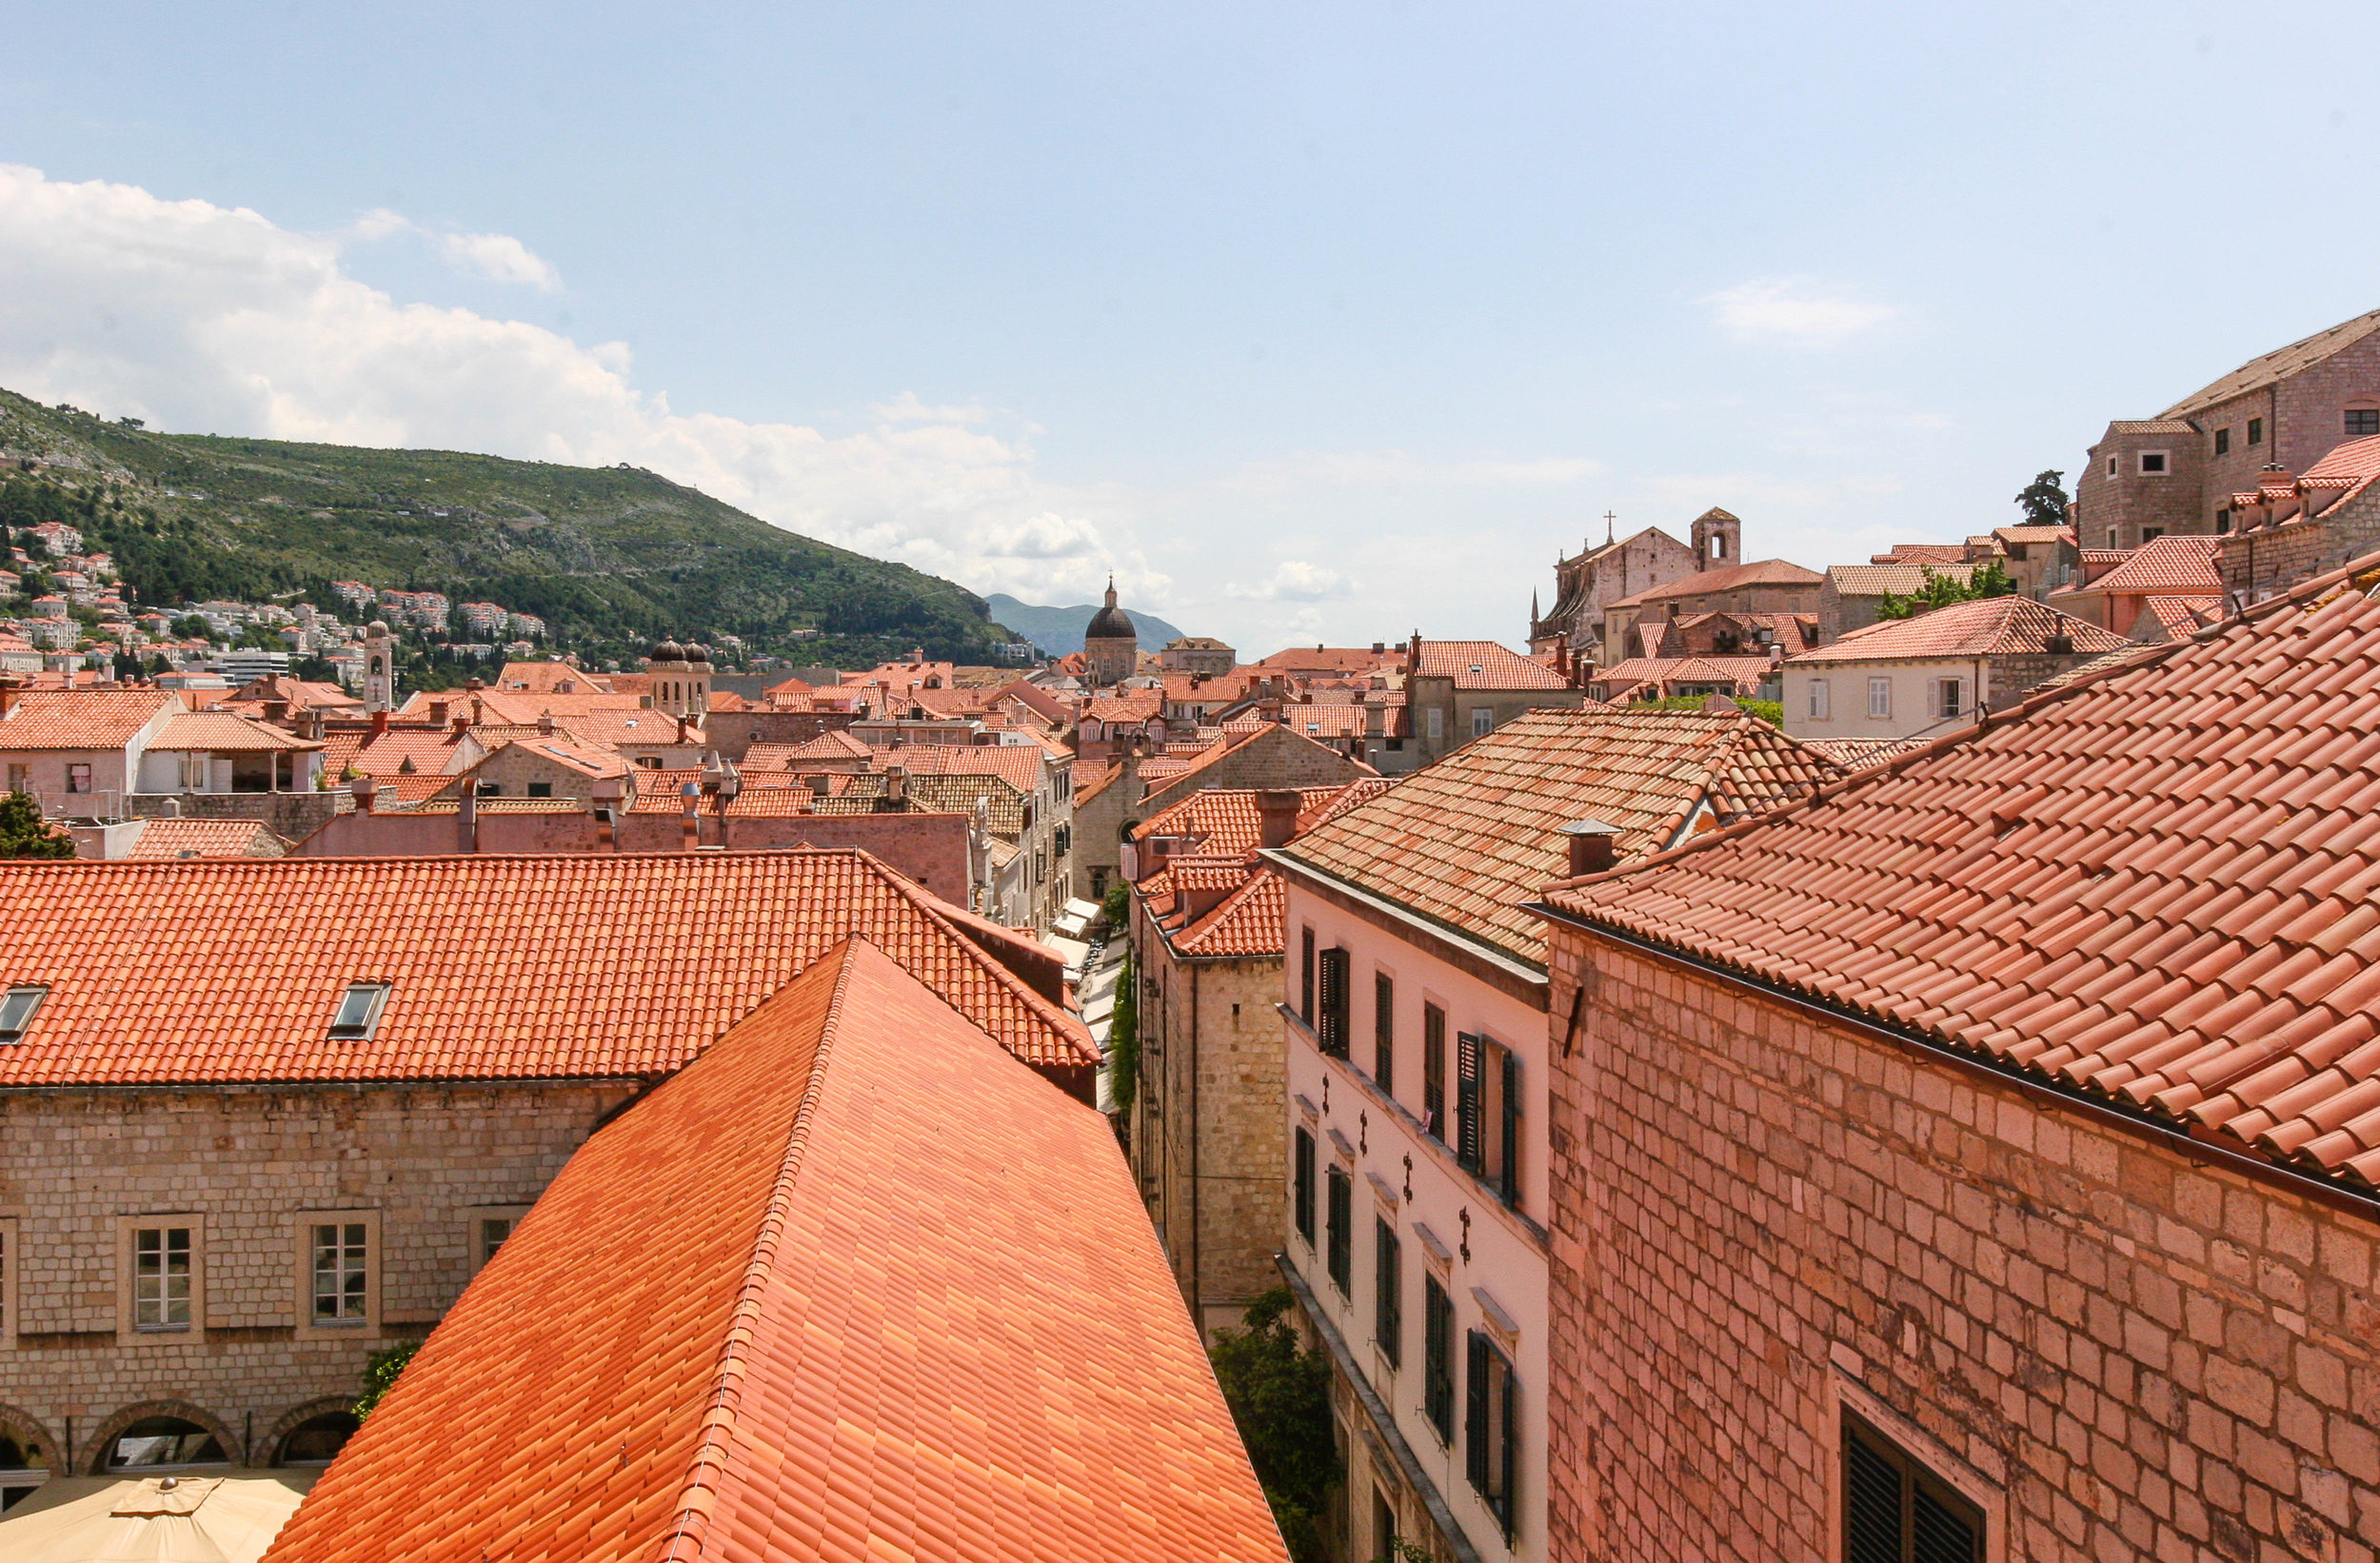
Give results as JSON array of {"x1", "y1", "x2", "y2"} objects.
[{"x1": 654, "y1": 940, "x2": 861, "y2": 1563}]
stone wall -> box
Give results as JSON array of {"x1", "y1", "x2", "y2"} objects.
[
  {"x1": 1542, "y1": 926, "x2": 2380, "y2": 1563},
  {"x1": 701, "y1": 709, "x2": 859, "y2": 762},
  {"x1": 2219, "y1": 485, "x2": 2380, "y2": 603},
  {"x1": 124, "y1": 790, "x2": 340, "y2": 843},
  {"x1": 0, "y1": 1080, "x2": 633, "y2": 1473},
  {"x1": 1140, "y1": 725, "x2": 1368, "y2": 817}
]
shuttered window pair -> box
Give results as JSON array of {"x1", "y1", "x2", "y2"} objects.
[
  {"x1": 1316, "y1": 945, "x2": 1351, "y2": 1058},
  {"x1": 1465, "y1": 1332, "x2": 1517, "y2": 1537},
  {"x1": 1455, "y1": 1032, "x2": 1521, "y2": 1207},
  {"x1": 1843, "y1": 1411, "x2": 1984, "y2": 1561}
]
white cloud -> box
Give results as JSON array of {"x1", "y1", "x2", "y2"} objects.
[
  {"x1": 343, "y1": 206, "x2": 563, "y2": 291},
  {"x1": 1705, "y1": 279, "x2": 1894, "y2": 345},
  {"x1": 1226, "y1": 560, "x2": 1355, "y2": 603},
  {"x1": 871, "y1": 390, "x2": 991, "y2": 425},
  {"x1": 0, "y1": 163, "x2": 1143, "y2": 607}
]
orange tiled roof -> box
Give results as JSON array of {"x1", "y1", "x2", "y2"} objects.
[
  {"x1": 1541, "y1": 558, "x2": 2380, "y2": 1188},
  {"x1": 1593, "y1": 655, "x2": 1773, "y2": 693},
  {"x1": 1795, "y1": 736, "x2": 1930, "y2": 769},
  {"x1": 879, "y1": 742, "x2": 1050, "y2": 792},
  {"x1": 262, "y1": 940, "x2": 1283, "y2": 1563},
  {"x1": 1133, "y1": 780, "x2": 1397, "y2": 858},
  {"x1": 748, "y1": 730, "x2": 874, "y2": 768},
  {"x1": 1249, "y1": 645, "x2": 1403, "y2": 676},
  {"x1": 2159, "y1": 307, "x2": 2380, "y2": 418},
  {"x1": 2073, "y1": 534, "x2": 2226, "y2": 598},
  {"x1": 1411, "y1": 639, "x2": 1570, "y2": 690},
  {"x1": 0, "y1": 689, "x2": 177, "y2": 750},
  {"x1": 1084, "y1": 690, "x2": 1163, "y2": 723},
  {"x1": 1604, "y1": 558, "x2": 1823, "y2": 608},
  {"x1": 320, "y1": 724, "x2": 474, "y2": 781},
  {"x1": 490, "y1": 662, "x2": 612, "y2": 695},
  {"x1": 122, "y1": 817, "x2": 281, "y2": 859},
  {"x1": 1789, "y1": 596, "x2": 2129, "y2": 663},
  {"x1": 2135, "y1": 594, "x2": 2225, "y2": 641},
  {"x1": 1279, "y1": 707, "x2": 1842, "y2": 968},
  {"x1": 149, "y1": 710, "x2": 324, "y2": 753},
  {"x1": 1869, "y1": 544, "x2": 1971, "y2": 566},
  {"x1": 1175, "y1": 865, "x2": 1289, "y2": 958},
  {"x1": 1279, "y1": 702, "x2": 1368, "y2": 738},
  {"x1": 1825, "y1": 562, "x2": 1980, "y2": 600},
  {"x1": 0, "y1": 852, "x2": 1092, "y2": 1084}
]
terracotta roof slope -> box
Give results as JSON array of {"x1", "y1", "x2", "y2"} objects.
[
  {"x1": 1789, "y1": 596, "x2": 2128, "y2": 663},
  {"x1": 262, "y1": 940, "x2": 1287, "y2": 1563},
  {"x1": 1541, "y1": 556, "x2": 2380, "y2": 1189},
  {"x1": 1825, "y1": 562, "x2": 1980, "y2": 599},
  {"x1": 2081, "y1": 534, "x2": 2226, "y2": 597},
  {"x1": 1176, "y1": 866, "x2": 1289, "y2": 958},
  {"x1": 0, "y1": 689, "x2": 178, "y2": 750},
  {"x1": 1412, "y1": 639, "x2": 1570, "y2": 690},
  {"x1": 1604, "y1": 558, "x2": 1823, "y2": 608},
  {"x1": 2159, "y1": 308, "x2": 2380, "y2": 418},
  {"x1": 1279, "y1": 707, "x2": 1841, "y2": 968},
  {"x1": 0, "y1": 851, "x2": 1092, "y2": 1086}
]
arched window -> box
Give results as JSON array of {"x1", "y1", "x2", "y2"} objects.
[
  {"x1": 276, "y1": 1412, "x2": 359, "y2": 1467},
  {"x1": 1, "y1": 1433, "x2": 46, "y2": 1511},
  {"x1": 105, "y1": 1417, "x2": 228, "y2": 1471}
]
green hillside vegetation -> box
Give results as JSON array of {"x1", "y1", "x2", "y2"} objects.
[{"x1": 0, "y1": 388, "x2": 1024, "y2": 668}]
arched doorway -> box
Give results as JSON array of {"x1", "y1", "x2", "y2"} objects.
[
  {"x1": 274, "y1": 1411, "x2": 359, "y2": 1468},
  {"x1": 96, "y1": 1415, "x2": 230, "y2": 1474}
]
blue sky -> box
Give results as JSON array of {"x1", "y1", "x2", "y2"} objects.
[{"x1": 0, "y1": 3, "x2": 2373, "y2": 651}]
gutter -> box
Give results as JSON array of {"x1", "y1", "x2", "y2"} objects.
[
  {"x1": 1275, "y1": 1255, "x2": 1486, "y2": 1563},
  {"x1": 1525, "y1": 904, "x2": 2380, "y2": 1227}
]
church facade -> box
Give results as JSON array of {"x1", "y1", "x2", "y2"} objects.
[{"x1": 1527, "y1": 508, "x2": 1733, "y2": 662}]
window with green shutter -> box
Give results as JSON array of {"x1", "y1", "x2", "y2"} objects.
[
  {"x1": 1422, "y1": 1275, "x2": 1455, "y2": 1444},
  {"x1": 1841, "y1": 1410, "x2": 1984, "y2": 1563},
  {"x1": 1374, "y1": 1218, "x2": 1401, "y2": 1368},
  {"x1": 1373, "y1": 972, "x2": 1395, "y2": 1096},
  {"x1": 1465, "y1": 1331, "x2": 1517, "y2": 1536},
  {"x1": 1324, "y1": 1166, "x2": 1352, "y2": 1294}
]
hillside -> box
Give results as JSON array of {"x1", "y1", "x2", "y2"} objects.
[
  {"x1": 983, "y1": 593, "x2": 1191, "y2": 657},
  {"x1": 0, "y1": 388, "x2": 1025, "y2": 666}
]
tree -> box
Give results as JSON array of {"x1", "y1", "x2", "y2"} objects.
[
  {"x1": 1875, "y1": 560, "x2": 2016, "y2": 621},
  {"x1": 173, "y1": 613, "x2": 211, "y2": 642},
  {"x1": 2014, "y1": 469, "x2": 2069, "y2": 527},
  {"x1": 1210, "y1": 1288, "x2": 1340, "y2": 1562},
  {"x1": 0, "y1": 791, "x2": 71, "y2": 859},
  {"x1": 1108, "y1": 944, "x2": 1139, "y2": 1113}
]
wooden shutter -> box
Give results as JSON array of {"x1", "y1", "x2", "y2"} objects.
[
  {"x1": 1456, "y1": 1031, "x2": 1483, "y2": 1172},
  {"x1": 1299, "y1": 927, "x2": 1315, "y2": 1023},
  {"x1": 1464, "y1": 1331, "x2": 1491, "y2": 1491},
  {"x1": 1499, "y1": 1048, "x2": 1522, "y2": 1206},
  {"x1": 1423, "y1": 1005, "x2": 1447, "y2": 1136},
  {"x1": 1843, "y1": 1412, "x2": 1983, "y2": 1563},
  {"x1": 1374, "y1": 973, "x2": 1395, "y2": 1093},
  {"x1": 1423, "y1": 1276, "x2": 1455, "y2": 1442},
  {"x1": 1293, "y1": 1129, "x2": 1315, "y2": 1244},
  {"x1": 1318, "y1": 947, "x2": 1350, "y2": 1057},
  {"x1": 1327, "y1": 1169, "x2": 1352, "y2": 1291},
  {"x1": 1375, "y1": 1221, "x2": 1401, "y2": 1367}
]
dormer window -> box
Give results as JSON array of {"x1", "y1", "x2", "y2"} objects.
[
  {"x1": 328, "y1": 982, "x2": 390, "y2": 1041},
  {"x1": 0, "y1": 984, "x2": 47, "y2": 1042}
]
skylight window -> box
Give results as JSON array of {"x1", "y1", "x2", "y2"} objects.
[
  {"x1": 0, "y1": 984, "x2": 48, "y2": 1042},
  {"x1": 328, "y1": 982, "x2": 391, "y2": 1041}
]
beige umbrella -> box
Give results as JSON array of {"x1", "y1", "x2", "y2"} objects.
[{"x1": 0, "y1": 1473, "x2": 316, "y2": 1563}]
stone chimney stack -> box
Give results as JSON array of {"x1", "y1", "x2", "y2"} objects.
[
  {"x1": 1558, "y1": 818, "x2": 1621, "y2": 879},
  {"x1": 351, "y1": 774, "x2": 378, "y2": 815},
  {"x1": 1255, "y1": 789, "x2": 1300, "y2": 851}
]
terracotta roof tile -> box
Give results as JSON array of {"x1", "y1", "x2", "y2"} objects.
[
  {"x1": 1789, "y1": 596, "x2": 2129, "y2": 663},
  {"x1": 1543, "y1": 556, "x2": 2380, "y2": 1187},
  {"x1": 746, "y1": 730, "x2": 873, "y2": 768},
  {"x1": 1280, "y1": 707, "x2": 1841, "y2": 967},
  {"x1": 1604, "y1": 558, "x2": 1823, "y2": 608},
  {"x1": 0, "y1": 852, "x2": 1092, "y2": 1084},
  {"x1": 149, "y1": 709, "x2": 324, "y2": 752},
  {"x1": 1825, "y1": 562, "x2": 1981, "y2": 599},
  {"x1": 1411, "y1": 639, "x2": 1570, "y2": 690},
  {"x1": 121, "y1": 817, "x2": 282, "y2": 859},
  {"x1": 0, "y1": 689, "x2": 178, "y2": 750},
  {"x1": 262, "y1": 940, "x2": 1283, "y2": 1563},
  {"x1": 2158, "y1": 308, "x2": 2380, "y2": 418},
  {"x1": 2076, "y1": 535, "x2": 2227, "y2": 598},
  {"x1": 1176, "y1": 866, "x2": 1289, "y2": 957}
]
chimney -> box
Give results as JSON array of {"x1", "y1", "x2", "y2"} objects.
[
  {"x1": 591, "y1": 775, "x2": 623, "y2": 850},
  {"x1": 428, "y1": 700, "x2": 449, "y2": 726},
  {"x1": 0, "y1": 675, "x2": 23, "y2": 722},
  {"x1": 1558, "y1": 818, "x2": 1621, "y2": 879},
  {"x1": 302, "y1": 707, "x2": 326, "y2": 742},
  {"x1": 458, "y1": 785, "x2": 479, "y2": 854},
  {"x1": 451, "y1": 712, "x2": 470, "y2": 737},
  {"x1": 1255, "y1": 789, "x2": 1300, "y2": 850},
  {"x1": 466, "y1": 677, "x2": 485, "y2": 692},
  {"x1": 370, "y1": 709, "x2": 389, "y2": 738},
  {"x1": 538, "y1": 711, "x2": 555, "y2": 736},
  {"x1": 263, "y1": 700, "x2": 289, "y2": 726},
  {"x1": 681, "y1": 782, "x2": 701, "y2": 851},
  {"x1": 883, "y1": 763, "x2": 909, "y2": 809},
  {"x1": 352, "y1": 774, "x2": 378, "y2": 815}
]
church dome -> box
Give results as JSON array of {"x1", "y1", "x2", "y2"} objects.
[
  {"x1": 367, "y1": 621, "x2": 389, "y2": 637},
  {"x1": 1084, "y1": 580, "x2": 1135, "y2": 642},
  {"x1": 649, "y1": 640, "x2": 684, "y2": 663},
  {"x1": 684, "y1": 643, "x2": 711, "y2": 663}
]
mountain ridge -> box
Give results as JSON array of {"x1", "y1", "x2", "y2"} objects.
[{"x1": 982, "y1": 592, "x2": 1191, "y2": 657}]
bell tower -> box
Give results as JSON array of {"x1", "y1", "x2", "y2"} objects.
[
  {"x1": 1690, "y1": 506, "x2": 1741, "y2": 572},
  {"x1": 363, "y1": 621, "x2": 394, "y2": 713}
]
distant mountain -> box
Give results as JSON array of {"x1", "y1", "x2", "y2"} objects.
[
  {"x1": 983, "y1": 593, "x2": 1192, "y2": 657},
  {"x1": 0, "y1": 387, "x2": 1025, "y2": 667}
]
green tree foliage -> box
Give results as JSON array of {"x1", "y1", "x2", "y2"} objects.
[
  {"x1": 353, "y1": 1337, "x2": 424, "y2": 1421},
  {"x1": 1210, "y1": 1288, "x2": 1341, "y2": 1562},
  {"x1": 1101, "y1": 880, "x2": 1130, "y2": 927},
  {"x1": 2014, "y1": 469, "x2": 2069, "y2": 527},
  {"x1": 1108, "y1": 944, "x2": 1139, "y2": 1113},
  {"x1": 173, "y1": 614, "x2": 212, "y2": 641},
  {"x1": 1622, "y1": 694, "x2": 1783, "y2": 727},
  {"x1": 0, "y1": 791, "x2": 70, "y2": 859},
  {"x1": 1875, "y1": 559, "x2": 2016, "y2": 621}
]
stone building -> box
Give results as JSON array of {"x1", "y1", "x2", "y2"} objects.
[
  {"x1": 1526, "y1": 523, "x2": 1698, "y2": 662},
  {"x1": 1396, "y1": 639, "x2": 1588, "y2": 772},
  {"x1": 1160, "y1": 636, "x2": 1239, "y2": 675},
  {"x1": 1781, "y1": 595, "x2": 2129, "y2": 743},
  {"x1": 1533, "y1": 560, "x2": 2380, "y2": 1562},
  {"x1": 1267, "y1": 708, "x2": 1841, "y2": 1563},
  {"x1": 1596, "y1": 556, "x2": 1824, "y2": 668},
  {"x1": 1084, "y1": 580, "x2": 1139, "y2": 688},
  {"x1": 1127, "y1": 781, "x2": 1395, "y2": 1336},
  {"x1": 0, "y1": 852, "x2": 1093, "y2": 1498},
  {"x1": 2075, "y1": 305, "x2": 2380, "y2": 550},
  {"x1": 643, "y1": 639, "x2": 712, "y2": 720}
]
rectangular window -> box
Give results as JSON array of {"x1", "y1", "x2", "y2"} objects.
[
  {"x1": 1808, "y1": 678, "x2": 1829, "y2": 720},
  {"x1": 1373, "y1": 973, "x2": 1395, "y2": 1097},
  {"x1": 1374, "y1": 1218, "x2": 1402, "y2": 1368},
  {"x1": 1422, "y1": 1004, "x2": 1446, "y2": 1139},
  {"x1": 1465, "y1": 1333, "x2": 1518, "y2": 1536},
  {"x1": 0, "y1": 984, "x2": 47, "y2": 1042},
  {"x1": 66, "y1": 763, "x2": 89, "y2": 795},
  {"x1": 1426, "y1": 705, "x2": 1445, "y2": 742},
  {"x1": 2141, "y1": 526, "x2": 2163, "y2": 544},
  {"x1": 1422, "y1": 1276, "x2": 1456, "y2": 1443},
  {"x1": 2350, "y1": 409, "x2": 2380, "y2": 438},
  {"x1": 525, "y1": 782, "x2": 553, "y2": 799},
  {"x1": 475, "y1": 781, "x2": 502, "y2": 798},
  {"x1": 1316, "y1": 946, "x2": 1350, "y2": 1058},
  {"x1": 2105, "y1": 455, "x2": 2117, "y2": 478},
  {"x1": 311, "y1": 1222, "x2": 368, "y2": 1324},
  {"x1": 5, "y1": 765, "x2": 25, "y2": 794},
  {"x1": 2216, "y1": 509, "x2": 2233, "y2": 535},
  {"x1": 1293, "y1": 1127, "x2": 1316, "y2": 1245},
  {"x1": 132, "y1": 1226, "x2": 191, "y2": 1330},
  {"x1": 1867, "y1": 678, "x2": 1892, "y2": 720},
  {"x1": 2137, "y1": 451, "x2": 2167, "y2": 474},
  {"x1": 1469, "y1": 707, "x2": 1493, "y2": 739},
  {"x1": 1325, "y1": 1165, "x2": 1352, "y2": 1294},
  {"x1": 328, "y1": 981, "x2": 390, "y2": 1041},
  {"x1": 465, "y1": 1205, "x2": 531, "y2": 1277},
  {"x1": 2105, "y1": 528, "x2": 2117, "y2": 548},
  {"x1": 1936, "y1": 679, "x2": 1964, "y2": 721},
  {"x1": 2249, "y1": 417, "x2": 2264, "y2": 445},
  {"x1": 1457, "y1": 1035, "x2": 1521, "y2": 1205},
  {"x1": 1841, "y1": 1410, "x2": 1986, "y2": 1562},
  {"x1": 2214, "y1": 426, "x2": 2231, "y2": 455},
  {"x1": 1299, "y1": 927, "x2": 1315, "y2": 1025}
]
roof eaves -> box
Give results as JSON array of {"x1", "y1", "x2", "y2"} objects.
[{"x1": 1262, "y1": 846, "x2": 1549, "y2": 985}]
